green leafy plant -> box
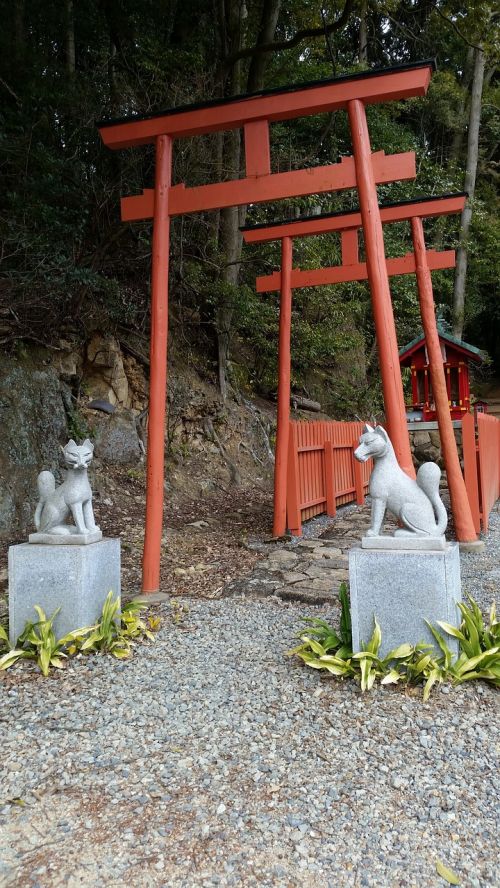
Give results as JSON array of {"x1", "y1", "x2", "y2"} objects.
[
  {"x1": 0, "y1": 607, "x2": 92, "y2": 676},
  {"x1": 0, "y1": 593, "x2": 159, "y2": 675},
  {"x1": 147, "y1": 614, "x2": 162, "y2": 633},
  {"x1": 436, "y1": 596, "x2": 500, "y2": 687},
  {"x1": 290, "y1": 585, "x2": 499, "y2": 701},
  {"x1": 169, "y1": 599, "x2": 189, "y2": 625},
  {"x1": 78, "y1": 592, "x2": 155, "y2": 659},
  {"x1": 0, "y1": 624, "x2": 10, "y2": 652},
  {"x1": 126, "y1": 468, "x2": 145, "y2": 481}
]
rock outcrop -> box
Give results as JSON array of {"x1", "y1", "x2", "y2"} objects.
[
  {"x1": 92, "y1": 409, "x2": 143, "y2": 465},
  {"x1": 0, "y1": 355, "x2": 70, "y2": 534},
  {"x1": 85, "y1": 333, "x2": 129, "y2": 407}
]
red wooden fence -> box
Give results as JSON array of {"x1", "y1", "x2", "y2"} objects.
[
  {"x1": 286, "y1": 420, "x2": 371, "y2": 535},
  {"x1": 462, "y1": 412, "x2": 500, "y2": 532}
]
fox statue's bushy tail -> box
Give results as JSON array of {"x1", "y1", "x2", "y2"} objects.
[
  {"x1": 412, "y1": 462, "x2": 447, "y2": 535},
  {"x1": 34, "y1": 470, "x2": 56, "y2": 531}
]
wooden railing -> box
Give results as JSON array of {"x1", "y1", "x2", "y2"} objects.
[
  {"x1": 286, "y1": 420, "x2": 371, "y2": 535},
  {"x1": 462, "y1": 412, "x2": 500, "y2": 532}
]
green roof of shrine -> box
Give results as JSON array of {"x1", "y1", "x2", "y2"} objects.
[{"x1": 399, "y1": 331, "x2": 484, "y2": 362}]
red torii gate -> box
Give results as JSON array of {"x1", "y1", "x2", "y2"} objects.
[
  {"x1": 98, "y1": 60, "x2": 435, "y2": 593},
  {"x1": 241, "y1": 193, "x2": 478, "y2": 543}
]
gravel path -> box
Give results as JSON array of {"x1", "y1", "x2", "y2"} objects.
[
  {"x1": 1, "y1": 511, "x2": 499, "y2": 888},
  {"x1": 460, "y1": 506, "x2": 500, "y2": 617}
]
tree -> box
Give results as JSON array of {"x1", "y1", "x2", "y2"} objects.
[
  {"x1": 214, "y1": 0, "x2": 355, "y2": 400},
  {"x1": 0, "y1": 0, "x2": 498, "y2": 415},
  {"x1": 452, "y1": 43, "x2": 485, "y2": 337}
]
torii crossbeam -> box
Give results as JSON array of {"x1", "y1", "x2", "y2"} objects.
[
  {"x1": 241, "y1": 193, "x2": 477, "y2": 542},
  {"x1": 98, "y1": 60, "x2": 435, "y2": 593}
]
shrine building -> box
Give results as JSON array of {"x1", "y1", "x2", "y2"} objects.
[{"x1": 399, "y1": 331, "x2": 484, "y2": 422}]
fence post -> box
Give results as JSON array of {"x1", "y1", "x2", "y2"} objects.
[
  {"x1": 476, "y1": 414, "x2": 500, "y2": 533},
  {"x1": 324, "y1": 439, "x2": 337, "y2": 517},
  {"x1": 286, "y1": 423, "x2": 302, "y2": 536},
  {"x1": 353, "y1": 440, "x2": 365, "y2": 505},
  {"x1": 462, "y1": 412, "x2": 481, "y2": 533}
]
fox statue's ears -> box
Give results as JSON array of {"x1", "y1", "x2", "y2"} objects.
[
  {"x1": 363, "y1": 423, "x2": 389, "y2": 441},
  {"x1": 60, "y1": 438, "x2": 94, "y2": 453}
]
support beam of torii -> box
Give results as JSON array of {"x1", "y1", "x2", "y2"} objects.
[
  {"x1": 241, "y1": 193, "x2": 478, "y2": 543},
  {"x1": 98, "y1": 60, "x2": 435, "y2": 593}
]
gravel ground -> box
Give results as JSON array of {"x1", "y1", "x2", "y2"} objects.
[
  {"x1": 1, "y1": 512, "x2": 499, "y2": 888},
  {"x1": 460, "y1": 506, "x2": 500, "y2": 617}
]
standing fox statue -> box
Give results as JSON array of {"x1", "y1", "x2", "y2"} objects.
[{"x1": 354, "y1": 424, "x2": 447, "y2": 540}]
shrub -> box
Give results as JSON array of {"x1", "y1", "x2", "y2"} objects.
[
  {"x1": 289, "y1": 585, "x2": 499, "y2": 701},
  {"x1": 0, "y1": 593, "x2": 160, "y2": 675}
]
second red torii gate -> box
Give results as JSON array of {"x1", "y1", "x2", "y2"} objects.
[
  {"x1": 241, "y1": 193, "x2": 478, "y2": 543},
  {"x1": 98, "y1": 60, "x2": 436, "y2": 593}
]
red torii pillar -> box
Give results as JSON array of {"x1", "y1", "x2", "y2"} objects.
[
  {"x1": 145, "y1": 135, "x2": 172, "y2": 581},
  {"x1": 244, "y1": 193, "x2": 477, "y2": 542},
  {"x1": 410, "y1": 217, "x2": 477, "y2": 543},
  {"x1": 347, "y1": 99, "x2": 412, "y2": 477},
  {"x1": 275, "y1": 237, "x2": 293, "y2": 538},
  {"x1": 98, "y1": 61, "x2": 435, "y2": 592}
]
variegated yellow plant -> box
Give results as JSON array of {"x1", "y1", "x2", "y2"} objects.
[
  {"x1": 0, "y1": 592, "x2": 160, "y2": 675},
  {"x1": 290, "y1": 585, "x2": 499, "y2": 701}
]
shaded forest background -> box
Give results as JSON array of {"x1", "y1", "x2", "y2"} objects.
[{"x1": 1, "y1": 0, "x2": 499, "y2": 420}]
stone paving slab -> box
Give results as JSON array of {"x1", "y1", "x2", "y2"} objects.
[
  {"x1": 225, "y1": 500, "x2": 500, "y2": 627},
  {"x1": 223, "y1": 503, "x2": 398, "y2": 605}
]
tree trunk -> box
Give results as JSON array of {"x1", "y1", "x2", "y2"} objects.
[
  {"x1": 216, "y1": 0, "x2": 281, "y2": 400},
  {"x1": 13, "y1": 0, "x2": 25, "y2": 69},
  {"x1": 432, "y1": 47, "x2": 473, "y2": 251},
  {"x1": 215, "y1": 0, "x2": 245, "y2": 401},
  {"x1": 452, "y1": 45, "x2": 485, "y2": 338},
  {"x1": 108, "y1": 40, "x2": 118, "y2": 111},
  {"x1": 247, "y1": 0, "x2": 281, "y2": 92},
  {"x1": 358, "y1": 0, "x2": 368, "y2": 65},
  {"x1": 66, "y1": 0, "x2": 76, "y2": 75},
  {"x1": 217, "y1": 160, "x2": 242, "y2": 400},
  {"x1": 449, "y1": 46, "x2": 474, "y2": 163}
]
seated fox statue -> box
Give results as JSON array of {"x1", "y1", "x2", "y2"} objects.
[
  {"x1": 354, "y1": 424, "x2": 447, "y2": 538},
  {"x1": 34, "y1": 439, "x2": 100, "y2": 537}
]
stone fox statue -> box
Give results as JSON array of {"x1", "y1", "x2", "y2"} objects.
[
  {"x1": 34, "y1": 439, "x2": 100, "y2": 535},
  {"x1": 354, "y1": 424, "x2": 448, "y2": 538}
]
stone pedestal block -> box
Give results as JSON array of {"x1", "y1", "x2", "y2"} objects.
[
  {"x1": 349, "y1": 544, "x2": 461, "y2": 658},
  {"x1": 8, "y1": 539, "x2": 120, "y2": 644}
]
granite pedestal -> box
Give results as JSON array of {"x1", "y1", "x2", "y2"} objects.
[
  {"x1": 349, "y1": 543, "x2": 461, "y2": 658},
  {"x1": 8, "y1": 538, "x2": 120, "y2": 644}
]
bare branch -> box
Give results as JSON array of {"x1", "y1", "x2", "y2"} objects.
[
  {"x1": 0, "y1": 76, "x2": 21, "y2": 105},
  {"x1": 222, "y1": 0, "x2": 355, "y2": 74},
  {"x1": 434, "y1": 7, "x2": 483, "y2": 52}
]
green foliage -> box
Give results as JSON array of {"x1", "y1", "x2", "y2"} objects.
[
  {"x1": 127, "y1": 467, "x2": 146, "y2": 481},
  {"x1": 0, "y1": 0, "x2": 498, "y2": 398},
  {"x1": 76, "y1": 593, "x2": 156, "y2": 658},
  {"x1": 290, "y1": 586, "x2": 499, "y2": 701},
  {"x1": 0, "y1": 594, "x2": 160, "y2": 675},
  {"x1": 66, "y1": 408, "x2": 92, "y2": 444},
  {"x1": 169, "y1": 599, "x2": 190, "y2": 625},
  {"x1": 0, "y1": 607, "x2": 91, "y2": 676}
]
